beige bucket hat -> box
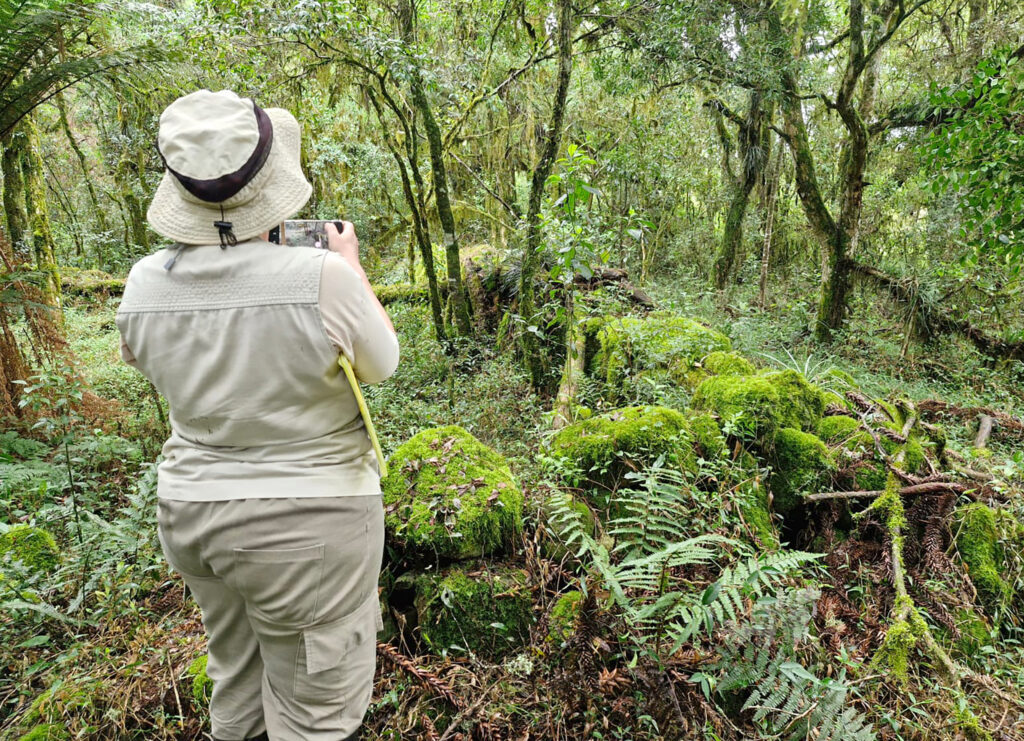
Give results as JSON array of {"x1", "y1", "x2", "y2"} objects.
[{"x1": 147, "y1": 89, "x2": 312, "y2": 245}]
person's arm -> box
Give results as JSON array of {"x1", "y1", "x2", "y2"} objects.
[
  {"x1": 326, "y1": 221, "x2": 395, "y2": 335},
  {"x1": 320, "y1": 222, "x2": 399, "y2": 384}
]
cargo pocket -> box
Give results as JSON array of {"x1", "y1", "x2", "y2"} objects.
[
  {"x1": 296, "y1": 593, "x2": 379, "y2": 706},
  {"x1": 233, "y1": 543, "x2": 324, "y2": 628}
]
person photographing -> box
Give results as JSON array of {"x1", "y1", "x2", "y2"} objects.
[{"x1": 116, "y1": 89, "x2": 398, "y2": 741}]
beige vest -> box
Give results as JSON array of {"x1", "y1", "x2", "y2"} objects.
[{"x1": 116, "y1": 240, "x2": 379, "y2": 501}]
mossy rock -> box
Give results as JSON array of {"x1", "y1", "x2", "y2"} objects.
[
  {"x1": 768, "y1": 428, "x2": 833, "y2": 516},
  {"x1": 548, "y1": 406, "x2": 695, "y2": 506},
  {"x1": 816, "y1": 415, "x2": 861, "y2": 444},
  {"x1": 953, "y1": 503, "x2": 1020, "y2": 615},
  {"x1": 17, "y1": 725, "x2": 68, "y2": 741},
  {"x1": 701, "y1": 350, "x2": 755, "y2": 377},
  {"x1": 60, "y1": 267, "x2": 124, "y2": 297},
  {"x1": 382, "y1": 426, "x2": 524, "y2": 561},
  {"x1": 760, "y1": 370, "x2": 826, "y2": 431},
  {"x1": 411, "y1": 562, "x2": 532, "y2": 659},
  {"x1": 692, "y1": 374, "x2": 784, "y2": 440},
  {"x1": 585, "y1": 314, "x2": 731, "y2": 396},
  {"x1": 0, "y1": 525, "x2": 60, "y2": 575},
  {"x1": 692, "y1": 369, "x2": 827, "y2": 442},
  {"x1": 547, "y1": 591, "x2": 583, "y2": 644},
  {"x1": 185, "y1": 654, "x2": 212, "y2": 707}
]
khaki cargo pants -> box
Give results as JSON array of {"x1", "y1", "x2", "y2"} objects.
[{"x1": 158, "y1": 495, "x2": 385, "y2": 741}]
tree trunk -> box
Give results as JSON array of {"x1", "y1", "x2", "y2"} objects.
[
  {"x1": 403, "y1": 1, "x2": 471, "y2": 337},
  {"x1": 518, "y1": 0, "x2": 573, "y2": 389},
  {"x1": 366, "y1": 84, "x2": 447, "y2": 344},
  {"x1": 758, "y1": 137, "x2": 785, "y2": 306},
  {"x1": 114, "y1": 100, "x2": 150, "y2": 253},
  {"x1": 1, "y1": 128, "x2": 29, "y2": 253},
  {"x1": 55, "y1": 91, "x2": 110, "y2": 244},
  {"x1": 713, "y1": 91, "x2": 767, "y2": 289},
  {"x1": 22, "y1": 117, "x2": 62, "y2": 320}
]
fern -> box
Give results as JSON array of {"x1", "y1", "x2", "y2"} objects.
[
  {"x1": 718, "y1": 587, "x2": 876, "y2": 740},
  {"x1": 546, "y1": 486, "x2": 820, "y2": 656}
]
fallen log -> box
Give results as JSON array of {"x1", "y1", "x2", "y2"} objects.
[
  {"x1": 806, "y1": 481, "x2": 969, "y2": 503},
  {"x1": 918, "y1": 398, "x2": 1024, "y2": 440},
  {"x1": 851, "y1": 262, "x2": 1024, "y2": 361}
]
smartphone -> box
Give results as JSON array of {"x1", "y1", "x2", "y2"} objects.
[{"x1": 268, "y1": 220, "x2": 344, "y2": 248}]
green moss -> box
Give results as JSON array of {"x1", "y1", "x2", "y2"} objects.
[
  {"x1": 689, "y1": 411, "x2": 728, "y2": 460},
  {"x1": 60, "y1": 267, "x2": 124, "y2": 297},
  {"x1": 17, "y1": 725, "x2": 68, "y2": 741},
  {"x1": 548, "y1": 406, "x2": 695, "y2": 502},
  {"x1": 414, "y1": 562, "x2": 532, "y2": 659},
  {"x1": 768, "y1": 428, "x2": 833, "y2": 515},
  {"x1": 816, "y1": 415, "x2": 861, "y2": 444},
  {"x1": 701, "y1": 350, "x2": 755, "y2": 376},
  {"x1": 739, "y1": 480, "x2": 779, "y2": 549},
  {"x1": 759, "y1": 370, "x2": 826, "y2": 431},
  {"x1": 871, "y1": 618, "x2": 918, "y2": 685},
  {"x1": 0, "y1": 525, "x2": 60, "y2": 574},
  {"x1": 374, "y1": 282, "x2": 429, "y2": 305},
  {"x1": 547, "y1": 591, "x2": 583, "y2": 644},
  {"x1": 185, "y1": 654, "x2": 212, "y2": 706},
  {"x1": 692, "y1": 374, "x2": 783, "y2": 440},
  {"x1": 952, "y1": 608, "x2": 993, "y2": 657},
  {"x1": 954, "y1": 503, "x2": 1013, "y2": 614},
  {"x1": 382, "y1": 426, "x2": 524, "y2": 561},
  {"x1": 590, "y1": 314, "x2": 731, "y2": 395}
]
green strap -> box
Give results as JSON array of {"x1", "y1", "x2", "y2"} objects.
[{"x1": 338, "y1": 354, "x2": 388, "y2": 478}]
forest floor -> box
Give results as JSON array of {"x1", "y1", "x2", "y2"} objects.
[{"x1": 2, "y1": 259, "x2": 1023, "y2": 740}]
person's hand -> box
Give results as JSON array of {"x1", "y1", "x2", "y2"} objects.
[{"x1": 326, "y1": 221, "x2": 360, "y2": 267}]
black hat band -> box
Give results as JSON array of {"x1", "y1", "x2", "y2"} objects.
[{"x1": 160, "y1": 102, "x2": 274, "y2": 204}]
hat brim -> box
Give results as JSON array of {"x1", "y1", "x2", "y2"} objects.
[{"x1": 146, "y1": 108, "x2": 312, "y2": 245}]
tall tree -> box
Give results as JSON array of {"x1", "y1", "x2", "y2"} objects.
[{"x1": 518, "y1": 0, "x2": 574, "y2": 389}]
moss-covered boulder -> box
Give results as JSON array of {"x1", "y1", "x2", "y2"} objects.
[
  {"x1": 547, "y1": 591, "x2": 583, "y2": 644},
  {"x1": 0, "y1": 525, "x2": 60, "y2": 575},
  {"x1": 817, "y1": 415, "x2": 861, "y2": 444},
  {"x1": 702, "y1": 351, "x2": 755, "y2": 377},
  {"x1": 409, "y1": 562, "x2": 532, "y2": 659},
  {"x1": 185, "y1": 654, "x2": 212, "y2": 707},
  {"x1": 382, "y1": 426, "x2": 524, "y2": 561},
  {"x1": 953, "y1": 503, "x2": 1022, "y2": 615},
  {"x1": 548, "y1": 406, "x2": 696, "y2": 505},
  {"x1": 585, "y1": 314, "x2": 732, "y2": 396},
  {"x1": 693, "y1": 369, "x2": 827, "y2": 442},
  {"x1": 768, "y1": 428, "x2": 833, "y2": 515}
]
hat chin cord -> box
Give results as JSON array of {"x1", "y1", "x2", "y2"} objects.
[{"x1": 214, "y1": 205, "x2": 238, "y2": 248}]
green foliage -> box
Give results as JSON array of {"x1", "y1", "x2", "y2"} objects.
[
  {"x1": 546, "y1": 590, "x2": 582, "y2": 644},
  {"x1": 412, "y1": 562, "x2": 532, "y2": 659},
  {"x1": 717, "y1": 587, "x2": 876, "y2": 740},
  {"x1": 769, "y1": 428, "x2": 833, "y2": 516},
  {"x1": 382, "y1": 425, "x2": 524, "y2": 561},
  {"x1": 926, "y1": 47, "x2": 1024, "y2": 266}
]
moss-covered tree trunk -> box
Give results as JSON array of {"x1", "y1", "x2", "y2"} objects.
[
  {"x1": 518, "y1": 0, "x2": 573, "y2": 389},
  {"x1": 22, "y1": 117, "x2": 62, "y2": 320},
  {"x1": 55, "y1": 91, "x2": 109, "y2": 246},
  {"x1": 1, "y1": 128, "x2": 29, "y2": 252},
  {"x1": 366, "y1": 83, "x2": 447, "y2": 344},
  {"x1": 114, "y1": 100, "x2": 149, "y2": 253},
  {"x1": 403, "y1": 1, "x2": 471, "y2": 337},
  {"x1": 712, "y1": 91, "x2": 768, "y2": 289}
]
